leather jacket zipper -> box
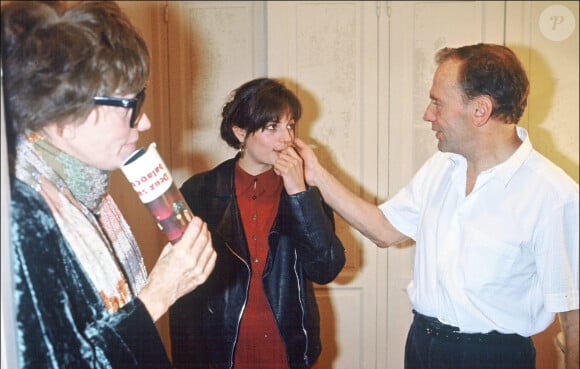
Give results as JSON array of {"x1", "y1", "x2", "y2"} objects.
[
  {"x1": 225, "y1": 242, "x2": 251, "y2": 369},
  {"x1": 293, "y1": 248, "x2": 310, "y2": 363}
]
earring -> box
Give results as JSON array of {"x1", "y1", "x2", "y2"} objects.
[{"x1": 239, "y1": 143, "x2": 245, "y2": 157}]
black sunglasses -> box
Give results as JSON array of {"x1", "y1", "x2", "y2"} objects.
[{"x1": 93, "y1": 88, "x2": 146, "y2": 128}]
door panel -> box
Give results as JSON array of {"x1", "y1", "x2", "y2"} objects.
[
  {"x1": 167, "y1": 1, "x2": 266, "y2": 185},
  {"x1": 268, "y1": 2, "x2": 382, "y2": 368}
]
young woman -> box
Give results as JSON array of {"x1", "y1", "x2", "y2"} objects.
[
  {"x1": 170, "y1": 78, "x2": 345, "y2": 369},
  {"x1": 3, "y1": 2, "x2": 216, "y2": 368}
]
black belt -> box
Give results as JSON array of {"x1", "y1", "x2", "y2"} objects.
[{"x1": 412, "y1": 310, "x2": 528, "y2": 345}]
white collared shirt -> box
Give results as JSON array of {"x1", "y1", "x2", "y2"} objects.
[{"x1": 380, "y1": 127, "x2": 579, "y2": 336}]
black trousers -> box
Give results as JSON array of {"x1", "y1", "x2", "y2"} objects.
[{"x1": 404, "y1": 311, "x2": 536, "y2": 369}]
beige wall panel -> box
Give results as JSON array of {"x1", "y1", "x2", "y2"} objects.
[
  {"x1": 516, "y1": 1, "x2": 578, "y2": 182},
  {"x1": 167, "y1": 1, "x2": 266, "y2": 186},
  {"x1": 316, "y1": 289, "x2": 363, "y2": 369}
]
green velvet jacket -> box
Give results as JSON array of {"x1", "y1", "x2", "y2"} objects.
[{"x1": 9, "y1": 178, "x2": 172, "y2": 369}]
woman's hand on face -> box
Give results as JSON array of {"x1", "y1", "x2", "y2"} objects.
[
  {"x1": 138, "y1": 216, "x2": 216, "y2": 322},
  {"x1": 274, "y1": 145, "x2": 307, "y2": 195}
]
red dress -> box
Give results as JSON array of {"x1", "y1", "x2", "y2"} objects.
[{"x1": 234, "y1": 164, "x2": 288, "y2": 369}]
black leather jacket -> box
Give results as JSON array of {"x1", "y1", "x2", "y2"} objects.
[{"x1": 169, "y1": 157, "x2": 345, "y2": 369}]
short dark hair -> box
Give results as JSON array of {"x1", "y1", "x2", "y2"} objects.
[
  {"x1": 1, "y1": 1, "x2": 150, "y2": 135},
  {"x1": 436, "y1": 43, "x2": 529, "y2": 124},
  {"x1": 220, "y1": 78, "x2": 302, "y2": 149}
]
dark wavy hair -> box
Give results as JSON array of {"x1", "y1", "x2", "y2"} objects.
[
  {"x1": 1, "y1": 1, "x2": 150, "y2": 135},
  {"x1": 220, "y1": 78, "x2": 302, "y2": 149},
  {"x1": 436, "y1": 43, "x2": 529, "y2": 124}
]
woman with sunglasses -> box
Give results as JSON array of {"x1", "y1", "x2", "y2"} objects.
[
  {"x1": 169, "y1": 78, "x2": 345, "y2": 369},
  {"x1": 3, "y1": 2, "x2": 216, "y2": 368}
]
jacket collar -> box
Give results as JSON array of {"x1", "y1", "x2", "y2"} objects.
[
  {"x1": 209, "y1": 156, "x2": 251, "y2": 261},
  {"x1": 209, "y1": 156, "x2": 287, "y2": 265}
]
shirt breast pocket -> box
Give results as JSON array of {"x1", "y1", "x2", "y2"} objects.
[{"x1": 459, "y1": 226, "x2": 524, "y2": 291}]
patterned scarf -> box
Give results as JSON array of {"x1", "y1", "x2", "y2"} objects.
[{"x1": 14, "y1": 133, "x2": 147, "y2": 313}]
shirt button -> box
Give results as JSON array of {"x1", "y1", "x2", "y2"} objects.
[
  {"x1": 252, "y1": 195, "x2": 257, "y2": 200},
  {"x1": 252, "y1": 235, "x2": 257, "y2": 240}
]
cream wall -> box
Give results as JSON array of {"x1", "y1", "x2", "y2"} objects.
[{"x1": 507, "y1": 1, "x2": 579, "y2": 183}]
